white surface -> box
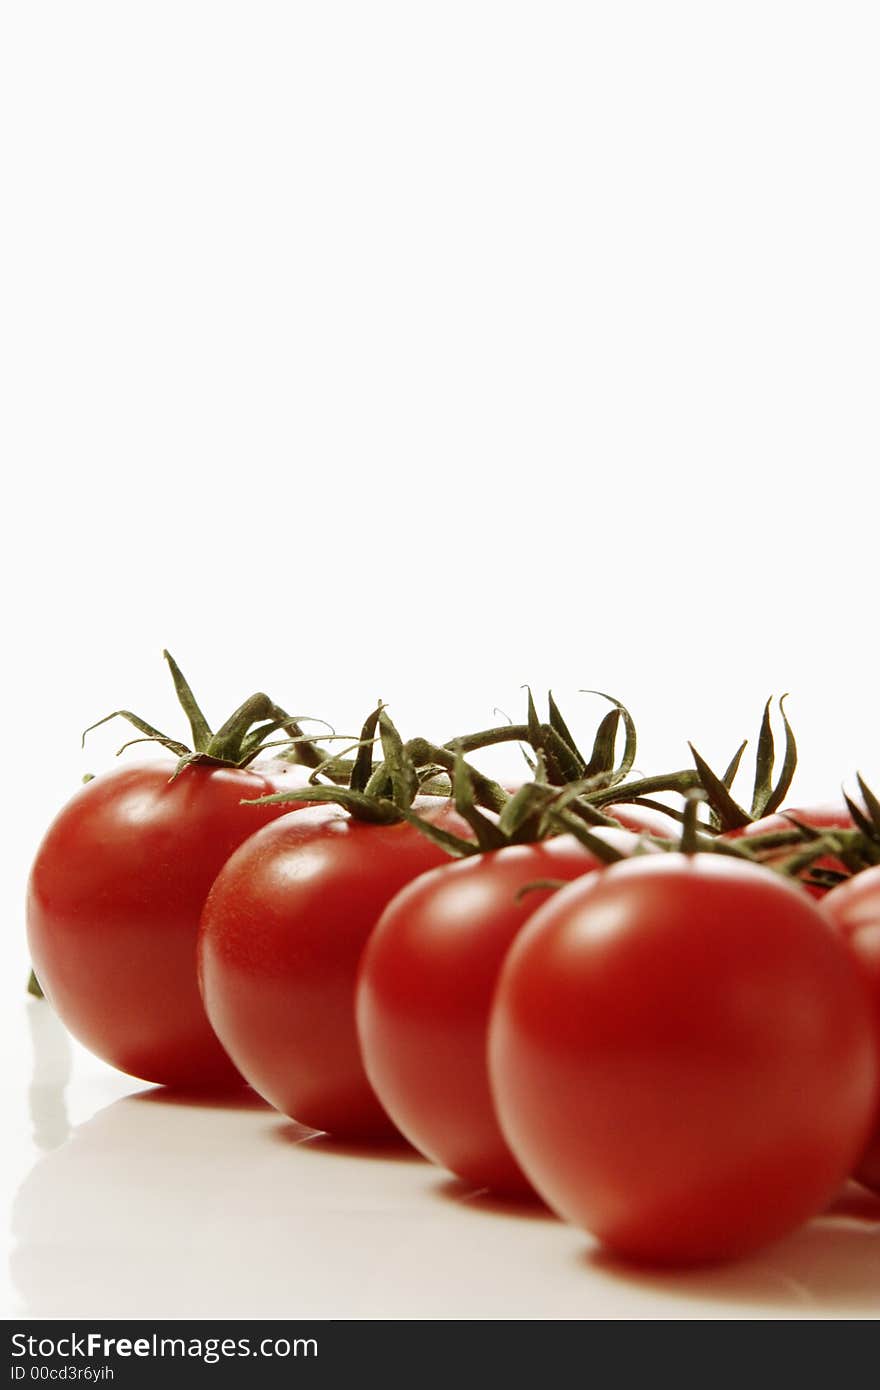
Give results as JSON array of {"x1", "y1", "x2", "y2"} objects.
[
  {"x1": 3, "y1": 2, "x2": 880, "y2": 1323},
  {"x1": 3, "y1": 1000, "x2": 879, "y2": 1321},
  {"x1": 2, "y1": 2, "x2": 880, "y2": 814}
]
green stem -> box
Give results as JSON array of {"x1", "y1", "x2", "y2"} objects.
[
  {"x1": 680, "y1": 792, "x2": 705, "y2": 855},
  {"x1": 407, "y1": 741, "x2": 508, "y2": 814},
  {"x1": 548, "y1": 809, "x2": 629, "y2": 863},
  {"x1": 444, "y1": 724, "x2": 530, "y2": 753},
  {"x1": 590, "y1": 770, "x2": 701, "y2": 807}
]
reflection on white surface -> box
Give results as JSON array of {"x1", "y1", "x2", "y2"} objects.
[
  {"x1": 13, "y1": 1092, "x2": 328, "y2": 1319},
  {"x1": 26, "y1": 1001, "x2": 72, "y2": 1152},
  {"x1": 6, "y1": 1004, "x2": 880, "y2": 1320}
]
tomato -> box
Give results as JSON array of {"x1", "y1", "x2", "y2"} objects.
[
  {"x1": 488, "y1": 854, "x2": 879, "y2": 1265},
  {"x1": 726, "y1": 804, "x2": 855, "y2": 896},
  {"x1": 356, "y1": 830, "x2": 644, "y2": 1196},
  {"x1": 197, "y1": 798, "x2": 472, "y2": 1139},
  {"x1": 26, "y1": 758, "x2": 307, "y2": 1088},
  {"x1": 821, "y1": 867, "x2": 880, "y2": 1194},
  {"x1": 604, "y1": 804, "x2": 679, "y2": 839}
]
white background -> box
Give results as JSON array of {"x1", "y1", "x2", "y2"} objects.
[{"x1": 1, "y1": 2, "x2": 879, "y2": 1320}]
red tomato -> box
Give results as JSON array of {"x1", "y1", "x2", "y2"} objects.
[
  {"x1": 726, "y1": 804, "x2": 854, "y2": 896},
  {"x1": 27, "y1": 759, "x2": 307, "y2": 1088},
  {"x1": 488, "y1": 854, "x2": 879, "y2": 1265},
  {"x1": 197, "y1": 798, "x2": 471, "y2": 1139},
  {"x1": 821, "y1": 867, "x2": 880, "y2": 1194},
  {"x1": 604, "y1": 804, "x2": 679, "y2": 839},
  {"x1": 356, "y1": 830, "x2": 644, "y2": 1197}
]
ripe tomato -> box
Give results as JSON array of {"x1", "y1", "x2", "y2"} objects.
[
  {"x1": 821, "y1": 867, "x2": 880, "y2": 1194},
  {"x1": 197, "y1": 798, "x2": 471, "y2": 1139},
  {"x1": 356, "y1": 830, "x2": 644, "y2": 1196},
  {"x1": 604, "y1": 804, "x2": 679, "y2": 838},
  {"x1": 726, "y1": 804, "x2": 854, "y2": 896},
  {"x1": 488, "y1": 854, "x2": 879, "y2": 1265},
  {"x1": 27, "y1": 758, "x2": 306, "y2": 1088}
]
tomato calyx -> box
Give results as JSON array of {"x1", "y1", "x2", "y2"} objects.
[
  {"x1": 687, "y1": 696, "x2": 797, "y2": 831},
  {"x1": 245, "y1": 703, "x2": 510, "y2": 827},
  {"x1": 392, "y1": 744, "x2": 647, "y2": 863},
  {"x1": 453, "y1": 689, "x2": 706, "y2": 831},
  {"x1": 496, "y1": 687, "x2": 641, "y2": 794},
  {"x1": 83, "y1": 651, "x2": 333, "y2": 778},
  {"x1": 842, "y1": 774, "x2": 880, "y2": 861},
  {"x1": 738, "y1": 776, "x2": 880, "y2": 890},
  {"x1": 521, "y1": 687, "x2": 638, "y2": 789},
  {"x1": 731, "y1": 821, "x2": 866, "y2": 889},
  {"x1": 354, "y1": 689, "x2": 745, "y2": 864},
  {"x1": 463, "y1": 688, "x2": 777, "y2": 834}
]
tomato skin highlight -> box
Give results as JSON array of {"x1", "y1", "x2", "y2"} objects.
[
  {"x1": 26, "y1": 759, "x2": 306, "y2": 1088},
  {"x1": 356, "y1": 831, "x2": 643, "y2": 1196},
  {"x1": 821, "y1": 866, "x2": 880, "y2": 1193},
  {"x1": 488, "y1": 854, "x2": 880, "y2": 1265},
  {"x1": 197, "y1": 799, "x2": 471, "y2": 1139}
]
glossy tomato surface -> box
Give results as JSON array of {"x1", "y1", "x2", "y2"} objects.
[
  {"x1": 356, "y1": 831, "x2": 644, "y2": 1196},
  {"x1": 489, "y1": 854, "x2": 879, "y2": 1265},
  {"x1": 726, "y1": 804, "x2": 855, "y2": 896},
  {"x1": 198, "y1": 799, "x2": 471, "y2": 1138},
  {"x1": 27, "y1": 759, "x2": 305, "y2": 1087},
  {"x1": 821, "y1": 867, "x2": 880, "y2": 1193}
]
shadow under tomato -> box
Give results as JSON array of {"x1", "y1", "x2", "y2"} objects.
[
  {"x1": 273, "y1": 1123, "x2": 425, "y2": 1163},
  {"x1": 130, "y1": 1084, "x2": 271, "y2": 1112},
  {"x1": 578, "y1": 1188, "x2": 880, "y2": 1313},
  {"x1": 430, "y1": 1175, "x2": 555, "y2": 1223}
]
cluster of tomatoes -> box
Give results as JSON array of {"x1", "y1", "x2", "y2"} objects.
[{"x1": 25, "y1": 656, "x2": 880, "y2": 1267}]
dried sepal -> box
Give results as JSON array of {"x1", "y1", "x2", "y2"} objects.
[
  {"x1": 689, "y1": 743, "x2": 752, "y2": 831},
  {"x1": 350, "y1": 704, "x2": 384, "y2": 793},
  {"x1": 580, "y1": 691, "x2": 638, "y2": 785},
  {"x1": 83, "y1": 651, "x2": 330, "y2": 774},
  {"x1": 759, "y1": 696, "x2": 797, "y2": 816}
]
